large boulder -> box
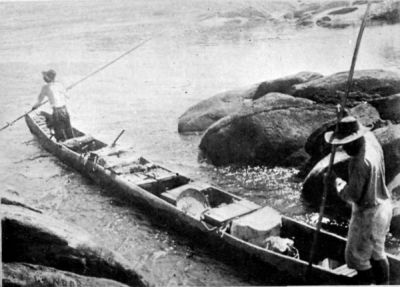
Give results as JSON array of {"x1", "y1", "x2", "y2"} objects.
[
  {"x1": 178, "y1": 71, "x2": 322, "y2": 133},
  {"x1": 292, "y1": 69, "x2": 400, "y2": 106},
  {"x1": 2, "y1": 201, "x2": 148, "y2": 287},
  {"x1": 302, "y1": 125, "x2": 400, "y2": 215},
  {"x1": 178, "y1": 83, "x2": 258, "y2": 133},
  {"x1": 301, "y1": 150, "x2": 352, "y2": 218},
  {"x1": 199, "y1": 95, "x2": 335, "y2": 166},
  {"x1": 374, "y1": 124, "x2": 400, "y2": 188},
  {"x1": 369, "y1": 94, "x2": 400, "y2": 123},
  {"x1": 299, "y1": 103, "x2": 386, "y2": 177},
  {"x1": 391, "y1": 201, "x2": 400, "y2": 237},
  {"x1": 252, "y1": 71, "x2": 323, "y2": 100},
  {"x1": 3, "y1": 263, "x2": 130, "y2": 287},
  {"x1": 389, "y1": 173, "x2": 400, "y2": 196}
]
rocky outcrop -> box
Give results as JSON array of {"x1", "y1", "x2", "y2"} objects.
[
  {"x1": 3, "y1": 263, "x2": 130, "y2": 287},
  {"x1": 301, "y1": 151, "x2": 352, "y2": 217},
  {"x1": 178, "y1": 83, "x2": 258, "y2": 133},
  {"x1": 369, "y1": 1, "x2": 400, "y2": 24},
  {"x1": 252, "y1": 71, "x2": 323, "y2": 100},
  {"x1": 311, "y1": 1, "x2": 400, "y2": 29},
  {"x1": 178, "y1": 71, "x2": 322, "y2": 133},
  {"x1": 197, "y1": 0, "x2": 399, "y2": 32},
  {"x1": 369, "y1": 94, "x2": 400, "y2": 123},
  {"x1": 182, "y1": 68, "x2": 399, "y2": 168},
  {"x1": 302, "y1": 125, "x2": 400, "y2": 214},
  {"x1": 315, "y1": 5, "x2": 362, "y2": 29},
  {"x1": 391, "y1": 201, "x2": 400, "y2": 237},
  {"x1": 300, "y1": 103, "x2": 386, "y2": 177},
  {"x1": 374, "y1": 124, "x2": 400, "y2": 189},
  {"x1": 179, "y1": 69, "x2": 400, "y2": 134},
  {"x1": 292, "y1": 69, "x2": 400, "y2": 106},
  {"x1": 199, "y1": 96, "x2": 335, "y2": 166},
  {"x1": 328, "y1": 7, "x2": 358, "y2": 15},
  {"x1": 2, "y1": 201, "x2": 147, "y2": 287}
]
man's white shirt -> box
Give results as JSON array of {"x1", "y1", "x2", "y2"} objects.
[{"x1": 37, "y1": 82, "x2": 67, "y2": 108}]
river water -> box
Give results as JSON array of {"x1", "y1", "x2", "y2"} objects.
[{"x1": 1, "y1": 0, "x2": 400, "y2": 285}]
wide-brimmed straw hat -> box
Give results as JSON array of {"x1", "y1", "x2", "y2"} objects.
[
  {"x1": 324, "y1": 116, "x2": 370, "y2": 145},
  {"x1": 42, "y1": 69, "x2": 56, "y2": 82}
]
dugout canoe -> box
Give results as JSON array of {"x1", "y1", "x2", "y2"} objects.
[{"x1": 25, "y1": 111, "x2": 400, "y2": 285}]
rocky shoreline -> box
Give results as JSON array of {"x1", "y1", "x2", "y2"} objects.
[
  {"x1": 197, "y1": 0, "x2": 400, "y2": 33},
  {"x1": 179, "y1": 69, "x2": 400, "y2": 167},
  {"x1": 2, "y1": 193, "x2": 148, "y2": 287}
]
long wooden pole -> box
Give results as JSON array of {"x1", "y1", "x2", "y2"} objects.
[
  {"x1": 0, "y1": 37, "x2": 152, "y2": 132},
  {"x1": 306, "y1": 2, "x2": 371, "y2": 281},
  {"x1": 111, "y1": 129, "x2": 125, "y2": 147}
]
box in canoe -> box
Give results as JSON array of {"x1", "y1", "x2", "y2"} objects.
[{"x1": 25, "y1": 111, "x2": 400, "y2": 285}]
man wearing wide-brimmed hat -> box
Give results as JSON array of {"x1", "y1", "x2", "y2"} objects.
[
  {"x1": 32, "y1": 69, "x2": 74, "y2": 141},
  {"x1": 325, "y1": 115, "x2": 392, "y2": 284}
]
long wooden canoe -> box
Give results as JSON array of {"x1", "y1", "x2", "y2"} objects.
[{"x1": 25, "y1": 111, "x2": 400, "y2": 285}]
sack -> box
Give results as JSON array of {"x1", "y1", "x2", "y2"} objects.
[
  {"x1": 176, "y1": 189, "x2": 210, "y2": 219},
  {"x1": 265, "y1": 236, "x2": 299, "y2": 258}
]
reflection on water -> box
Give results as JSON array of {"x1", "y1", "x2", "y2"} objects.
[{"x1": 1, "y1": 0, "x2": 400, "y2": 285}]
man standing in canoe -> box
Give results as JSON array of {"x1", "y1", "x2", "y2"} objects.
[
  {"x1": 325, "y1": 115, "x2": 392, "y2": 284},
  {"x1": 32, "y1": 69, "x2": 74, "y2": 141}
]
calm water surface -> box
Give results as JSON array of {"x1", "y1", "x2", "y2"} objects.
[{"x1": 1, "y1": 0, "x2": 400, "y2": 285}]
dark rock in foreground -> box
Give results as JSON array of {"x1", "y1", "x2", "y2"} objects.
[
  {"x1": 302, "y1": 125, "x2": 400, "y2": 217},
  {"x1": 374, "y1": 124, "x2": 400, "y2": 192},
  {"x1": 391, "y1": 202, "x2": 400, "y2": 237},
  {"x1": 3, "y1": 263, "x2": 130, "y2": 287},
  {"x1": 178, "y1": 71, "x2": 322, "y2": 133},
  {"x1": 300, "y1": 103, "x2": 386, "y2": 177},
  {"x1": 301, "y1": 150, "x2": 352, "y2": 217},
  {"x1": 292, "y1": 69, "x2": 400, "y2": 106},
  {"x1": 199, "y1": 95, "x2": 335, "y2": 167},
  {"x1": 2, "y1": 202, "x2": 148, "y2": 287},
  {"x1": 369, "y1": 94, "x2": 400, "y2": 123}
]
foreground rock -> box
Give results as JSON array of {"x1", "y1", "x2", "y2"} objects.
[
  {"x1": 3, "y1": 263, "x2": 130, "y2": 287},
  {"x1": 369, "y1": 94, "x2": 400, "y2": 123},
  {"x1": 302, "y1": 150, "x2": 400, "y2": 237},
  {"x1": 391, "y1": 201, "x2": 400, "y2": 237},
  {"x1": 301, "y1": 150, "x2": 352, "y2": 217},
  {"x1": 199, "y1": 95, "x2": 335, "y2": 166},
  {"x1": 302, "y1": 125, "x2": 400, "y2": 216},
  {"x1": 292, "y1": 69, "x2": 400, "y2": 106},
  {"x1": 300, "y1": 103, "x2": 386, "y2": 177},
  {"x1": 375, "y1": 124, "x2": 400, "y2": 192},
  {"x1": 178, "y1": 71, "x2": 322, "y2": 133},
  {"x1": 2, "y1": 201, "x2": 147, "y2": 287}
]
